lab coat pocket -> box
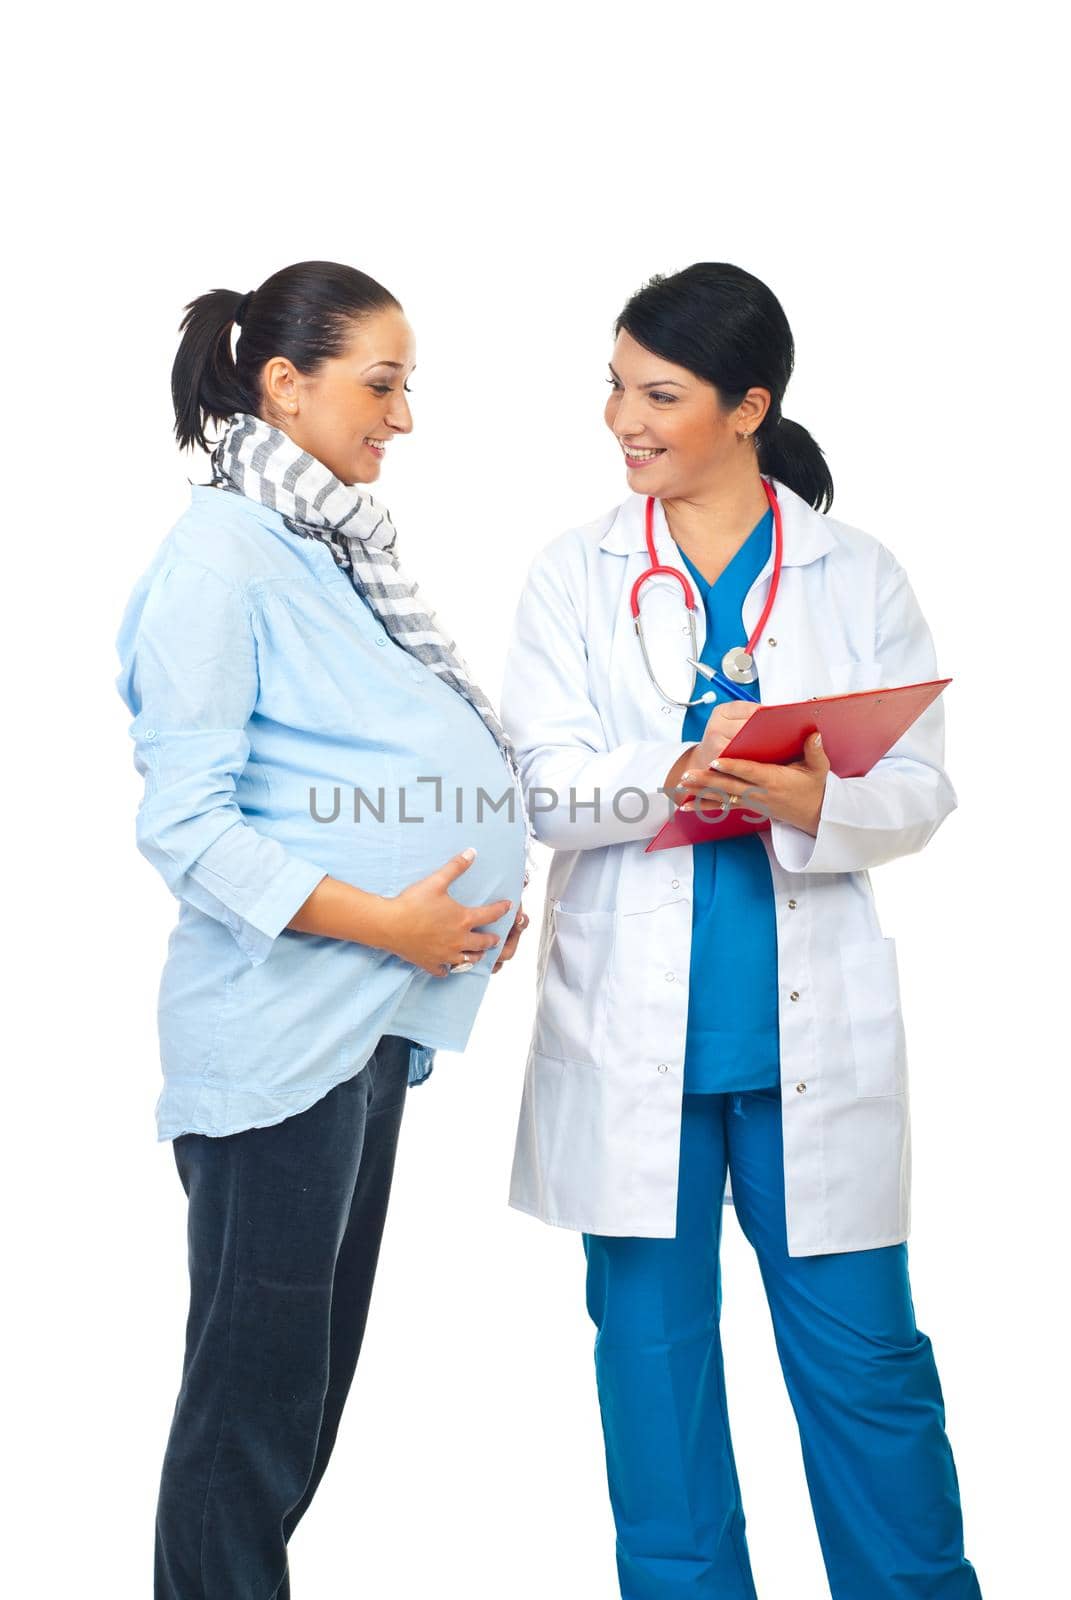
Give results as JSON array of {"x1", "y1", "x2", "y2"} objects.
[
  {"x1": 840, "y1": 937, "x2": 907, "y2": 1098},
  {"x1": 534, "y1": 906, "x2": 616, "y2": 1068},
  {"x1": 825, "y1": 655, "x2": 883, "y2": 694}
]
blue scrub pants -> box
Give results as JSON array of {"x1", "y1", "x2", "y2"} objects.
[{"x1": 583, "y1": 1087, "x2": 983, "y2": 1599}]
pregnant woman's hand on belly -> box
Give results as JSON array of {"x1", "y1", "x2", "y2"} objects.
[
  {"x1": 379, "y1": 848, "x2": 514, "y2": 977},
  {"x1": 287, "y1": 849, "x2": 517, "y2": 970}
]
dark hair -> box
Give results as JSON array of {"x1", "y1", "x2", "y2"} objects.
[
  {"x1": 170, "y1": 260, "x2": 401, "y2": 453},
  {"x1": 615, "y1": 262, "x2": 834, "y2": 512}
]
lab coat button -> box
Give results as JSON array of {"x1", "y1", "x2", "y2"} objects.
[
  {"x1": 787, "y1": 898, "x2": 797, "y2": 909},
  {"x1": 768, "y1": 636, "x2": 778, "y2": 646},
  {"x1": 789, "y1": 990, "x2": 800, "y2": 1001},
  {"x1": 665, "y1": 972, "x2": 676, "y2": 982},
  {"x1": 795, "y1": 1081, "x2": 807, "y2": 1093},
  {"x1": 657, "y1": 1063, "x2": 669, "y2": 1074},
  {"x1": 671, "y1": 878, "x2": 680, "y2": 889},
  {"x1": 661, "y1": 705, "x2": 673, "y2": 715}
]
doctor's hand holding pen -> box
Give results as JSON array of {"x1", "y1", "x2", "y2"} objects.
[{"x1": 663, "y1": 700, "x2": 832, "y2": 838}]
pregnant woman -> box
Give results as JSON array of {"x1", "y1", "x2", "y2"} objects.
[
  {"x1": 115, "y1": 260, "x2": 529, "y2": 1598},
  {"x1": 500, "y1": 263, "x2": 982, "y2": 1597}
]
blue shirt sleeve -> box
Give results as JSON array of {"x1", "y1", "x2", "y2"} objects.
[{"x1": 120, "y1": 558, "x2": 328, "y2": 966}]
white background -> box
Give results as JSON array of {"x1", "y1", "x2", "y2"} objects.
[{"x1": 4, "y1": 2, "x2": 1066, "y2": 1594}]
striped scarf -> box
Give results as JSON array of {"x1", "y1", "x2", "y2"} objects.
[{"x1": 209, "y1": 411, "x2": 533, "y2": 862}]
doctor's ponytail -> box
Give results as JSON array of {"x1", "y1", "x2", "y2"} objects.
[
  {"x1": 615, "y1": 262, "x2": 835, "y2": 513},
  {"x1": 756, "y1": 412, "x2": 834, "y2": 514},
  {"x1": 170, "y1": 260, "x2": 401, "y2": 454}
]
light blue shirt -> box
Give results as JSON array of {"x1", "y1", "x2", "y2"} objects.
[
  {"x1": 115, "y1": 483, "x2": 528, "y2": 1140},
  {"x1": 677, "y1": 509, "x2": 781, "y2": 1095}
]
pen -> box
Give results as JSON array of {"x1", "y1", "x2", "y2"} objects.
[{"x1": 686, "y1": 657, "x2": 761, "y2": 705}]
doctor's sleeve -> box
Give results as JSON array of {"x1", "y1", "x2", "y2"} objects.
[
  {"x1": 500, "y1": 543, "x2": 693, "y2": 850},
  {"x1": 769, "y1": 550, "x2": 958, "y2": 874},
  {"x1": 118, "y1": 559, "x2": 328, "y2": 965}
]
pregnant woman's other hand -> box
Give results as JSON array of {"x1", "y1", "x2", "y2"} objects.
[
  {"x1": 379, "y1": 848, "x2": 513, "y2": 976},
  {"x1": 491, "y1": 902, "x2": 530, "y2": 974}
]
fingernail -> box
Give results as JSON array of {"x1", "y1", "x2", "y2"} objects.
[
  {"x1": 461, "y1": 846, "x2": 476, "y2": 860},
  {"x1": 814, "y1": 733, "x2": 823, "y2": 747},
  {"x1": 710, "y1": 759, "x2": 721, "y2": 770}
]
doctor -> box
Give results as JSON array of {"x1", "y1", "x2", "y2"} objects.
[{"x1": 500, "y1": 263, "x2": 983, "y2": 1598}]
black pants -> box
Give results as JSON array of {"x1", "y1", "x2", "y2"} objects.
[{"x1": 155, "y1": 1033, "x2": 413, "y2": 1599}]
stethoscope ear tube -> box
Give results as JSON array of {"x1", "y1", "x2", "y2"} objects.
[
  {"x1": 633, "y1": 609, "x2": 719, "y2": 707},
  {"x1": 632, "y1": 478, "x2": 783, "y2": 709}
]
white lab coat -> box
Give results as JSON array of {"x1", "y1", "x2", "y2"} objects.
[{"x1": 499, "y1": 478, "x2": 957, "y2": 1256}]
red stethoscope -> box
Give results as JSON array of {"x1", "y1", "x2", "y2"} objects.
[{"x1": 629, "y1": 476, "x2": 784, "y2": 708}]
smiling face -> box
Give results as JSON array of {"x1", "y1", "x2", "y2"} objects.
[
  {"x1": 258, "y1": 305, "x2": 416, "y2": 485},
  {"x1": 604, "y1": 327, "x2": 770, "y2": 499}
]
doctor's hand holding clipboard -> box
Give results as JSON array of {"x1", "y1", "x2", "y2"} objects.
[
  {"x1": 668, "y1": 696, "x2": 830, "y2": 834},
  {"x1": 657, "y1": 673, "x2": 952, "y2": 848}
]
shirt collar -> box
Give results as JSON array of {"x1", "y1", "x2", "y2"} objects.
[{"x1": 597, "y1": 477, "x2": 836, "y2": 567}]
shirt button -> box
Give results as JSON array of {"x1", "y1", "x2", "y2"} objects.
[
  {"x1": 671, "y1": 878, "x2": 680, "y2": 889},
  {"x1": 768, "y1": 636, "x2": 778, "y2": 646},
  {"x1": 787, "y1": 898, "x2": 797, "y2": 909},
  {"x1": 795, "y1": 1081, "x2": 807, "y2": 1093},
  {"x1": 789, "y1": 990, "x2": 800, "y2": 1001},
  {"x1": 657, "y1": 1063, "x2": 669, "y2": 1074},
  {"x1": 144, "y1": 728, "x2": 157, "y2": 740},
  {"x1": 665, "y1": 972, "x2": 676, "y2": 982},
  {"x1": 661, "y1": 705, "x2": 673, "y2": 715},
  {"x1": 376, "y1": 636, "x2": 387, "y2": 647}
]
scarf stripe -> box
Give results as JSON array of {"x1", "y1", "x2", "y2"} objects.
[{"x1": 208, "y1": 413, "x2": 533, "y2": 863}]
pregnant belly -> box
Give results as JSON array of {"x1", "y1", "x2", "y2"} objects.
[
  {"x1": 393, "y1": 757, "x2": 528, "y2": 937},
  {"x1": 254, "y1": 742, "x2": 527, "y2": 943}
]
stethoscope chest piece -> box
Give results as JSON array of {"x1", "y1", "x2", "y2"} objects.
[{"x1": 720, "y1": 645, "x2": 758, "y2": 685}]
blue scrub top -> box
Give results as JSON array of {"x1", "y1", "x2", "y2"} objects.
[{"x1": 677, "y1": 508, "x2": 781, "y2": 1094}]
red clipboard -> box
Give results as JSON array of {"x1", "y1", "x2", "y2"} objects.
[{"x1": 645, "y1": 677, "x2": 952, "y2": 853}]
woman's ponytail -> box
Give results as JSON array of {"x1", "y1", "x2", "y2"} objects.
[
  {"x1": 169, "y1": 261, "x2": 401, "y2": 456},
  {"x1": 615, "y1": 261, "x2": 836, "y2": 513},
  {"x1": 757, "y1": 414, "x2": 833, "y2": 514},
  {"x1": 171, "y1": 288, "x2": 254, "y2": 453}
]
